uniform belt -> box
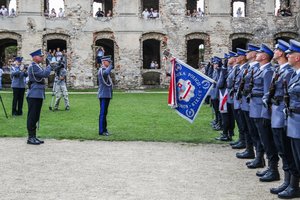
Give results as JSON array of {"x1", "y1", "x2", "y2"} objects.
[
  {"x1": 289, "y1": 107, "x2": 300, "y2": 114},
  {"x1": 251, "y1": 93, "x2": 264, "y2": 98}
]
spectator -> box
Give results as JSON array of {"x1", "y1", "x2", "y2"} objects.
[
  {"x1": 95, "y1": 8, "x2": 104, "y2": 17},
  {"x1": 152, "y1": 10, "x2": 159, "y2": 18},
  {"x1": 192, "y1": 9, "x2": 198, "y2": 17},
  {"x1": 150, "y1": 61, "x2": 155, "y2": 69},
  {"x1": 50, "y1": 8, "x2": 56, "y2": 18},
  {"x1": 106, "y1": 10, "x2": 112, "y2": 17},
  {"x1": 186, "y1": 9, "x2": 191, "y2": 17},
  {"x1": 47, "y1": 49, "x2": 53, "y2": 61},
  {"x1": 149, "y1": 8, "x2": 154, "y2": 18},
  {"x1": 197, "y1": 7, "x2": 204, "y2": 17},
  {"x1": 58, "y1": 8, "x2": 64, "y2": 18},
  {"x1": 56, "y1": 47, "x2": 63, "y2": 61},
  {"x1": 278, "y1": 5, "x2": 292, "y2": 16},
  {"x1": 9, "y1": 8, "x2": 16, "y2": 17},
  {"x1": 0, "y1": 5, "x2": 8, "y2": 16},
  {"x1": 44, "y1": 9, "x2": 49, "y2": 17},
  {"x1": 96, "y1": 46, "x2": 105, "y2": 67},
  {"x1": 142, "y1": 8, "x2": 149, "y2": 19},
  {"x1": 154, "y1": 61, "x2": 159, "y2": 69},
  {"x1": 236, "y1": 7, "x2": 242, "y2": 17}
]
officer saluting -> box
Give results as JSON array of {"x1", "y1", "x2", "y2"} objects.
[
  {"x1": 10, "y1": 57, "x2": 27, "y2": 116},
  {"x1": 26, "y1": 49, "x2": 52, "y2": 145},
  {"x1": 98, "y1": 55, "x2": 114, "y2": 136},
  {"x1": 280, "y1": 39, "x2": 300, "y2": 199}
]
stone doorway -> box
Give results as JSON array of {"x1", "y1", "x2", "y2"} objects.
[{"x1": 187, "y1": 39, "x2": 204, "y2": 69}]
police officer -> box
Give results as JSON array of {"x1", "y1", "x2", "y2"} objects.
[
  {"x1": 210, "y1": 56, "x2": 222, "y2": 131},
  {"x1": 242, "y1": 44, "x2": 265, "y2": 169},
  {"x1": 10, "y1": 57, "x2": 27, "y2": 116},
  {"x1": 215, "y1": 53, "x2": 235, "y2": 141},
  {"x1": 26, "y1": 49, "x2": 52, "y2": 145},
  {"x1": 98, "y1": 55, "x2": 114, "y2": 136},
  {"x1": 278, "y1": 39, "x2": 300, "y2": 199},
  {"x1": 250, "y1": 44, "x2": 279, "y2": 182},
  {"x1": 262, "y1": 40, "x2": 295, "y2": 195},
  {"x1": 234, "y1": 48, "x2": 255, "y2": 158},
  {"x1": 53, "y1": 58, "x2": 70, "y2": 110}
]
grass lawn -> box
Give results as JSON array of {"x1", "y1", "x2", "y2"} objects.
[{"x1": 0, "y1": 91, "x2": 238, "y2": 143}]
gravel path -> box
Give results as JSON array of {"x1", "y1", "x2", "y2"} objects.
[{"x1": 0, "y1": 138, "x2": 281, "y2": 200}]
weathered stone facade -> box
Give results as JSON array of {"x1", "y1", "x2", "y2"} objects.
[{"x1": 0, "y1": 0, "x2": 300, "y2": 89}]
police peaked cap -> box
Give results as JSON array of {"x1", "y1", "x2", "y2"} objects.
[
  {"x1": 15, "y1": 57, "x2": 23, "y2": 62},
  {"x1": 275, "y1": 39, "x2": 290, "y2": 52},
  {"x1": 285, "y1": 39, "x2": 300, "y2": 54},
  {"x1": 246, "y1": 43, "x2": 260, "y2": 52},
  {"x1": 228, "y1": 51, "x2": 238, "y2": 58},
  {"x1": 30, "y1": 49, "x2": 44, "y2": 57},
  {"x1": 256, "y1": 44, "x2": 274, "y2": 58},
  {"x1": 236, "y1": 48, "x2": 247, "y2": 56}
]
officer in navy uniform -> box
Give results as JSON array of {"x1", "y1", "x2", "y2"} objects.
[
  {"x1": 210, "y1": 56, "x2": 222, "y2": 131},
  {"x1": 98, "y1": 55, "x2": 114, "y2": 136},
  {"x1": 249, "y1": 44, "x2": 279, "y2": 182},
  {"x1": 10, "y1": 57, "x2": 27, "y2": 116},
  {"x1": 242, "y1": 44, "x2": 265, "y2": 169},
  {"x1": 262, "y1": 40, "x2": 295, "y2": 195},
  {"x1": 278, "y1": 39, "x2": 300, "y2": 199},
  {"x1": 216, "y1": 53, "x2": 235, "y2": 141},
  {"x1": 26, "y1": 49, "x2": 52, "y2": 145},
  {"x1": 234, "y1": 48, "x2": 256, "y2": 159}
]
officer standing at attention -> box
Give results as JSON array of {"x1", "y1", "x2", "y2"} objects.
[
  {"x1": 98, "y1": 55, "x2": 114, "y2": 136},
  {"x1": 10, "y1": 57, "x2": 27, "y2": 116},
  {"x1": 262, "y1": 40, "x2": 295, "y2": 195},
  {"x1": 250, "y1": 44, "x2": 279, "y2": 182},
  {"x1": 242, "y1": 44, "x2": 265, "y2": 169},
  {"x1": 279, "y1": 39, "x2": 300, "y2": 199},
  {"x1": 26, "y1": 49, "x2": 52, "y2": 145}
]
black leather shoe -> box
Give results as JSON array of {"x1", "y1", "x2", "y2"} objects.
[
  {"x1": 271, "y1": 171, "x2": 290, "y2": 194},
  {"x1": 35, "y1": 138, "x2": 44, "y2": 144},
  {"x1": 278, "y1": 187, "x2": 300, "y2": 199},
  {"x1": 246, "y1": 159, "x2": 254, "y2": 166},
  {"x1": 27, "y1": 137, "x2": 40, "y2": 145},
  {"x1": 215, "y1": 134, "x2": 226, "y2": 140},
  {"x1": 260, "y1": 170, "x2": 280, "y2": 182},
  {"x1": 256, "y1": 167, "x2": 270, "y2": 176},
  {"x1": 232, "y1": 142, "x2": 246, "y2": 149},
  {"x1": 236, "y1": 150, "x2": 255, "y2": 159},
  {"x1": 230, "y1": 140, "x2": 239, "y2": 146},
  {"x1": 219, "y1": 135, "x2": 232, "y2": 141}
]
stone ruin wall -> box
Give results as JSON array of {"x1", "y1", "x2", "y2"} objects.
[{"x1": 0, "y1": 0, "x2": 300, "y2": 89}]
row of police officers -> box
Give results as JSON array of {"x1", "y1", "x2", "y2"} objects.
[{"x1": 208, "y1": 39, "x2": 300, "y2": 199}]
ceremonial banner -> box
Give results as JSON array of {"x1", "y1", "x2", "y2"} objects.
[{"x1": 168, "y1": 58, "x2": 215, "y2": 123}]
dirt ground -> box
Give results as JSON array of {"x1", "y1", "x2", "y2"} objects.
[{"x1": 0, "y1": 138, "x2": 282, "y2": 200}]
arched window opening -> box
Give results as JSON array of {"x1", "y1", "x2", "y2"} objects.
[
  {"x1": 187, "y1": 39, "x2": 204, "y2": 69},
  {"x1": 141, "y1": 0, "x2": 159, "y2": 19},
  {"x1": 275, "y1": 37, "x2": 292, "y2": 43},
  {"x1": 95, "y1": 39, "x2": 114, "y2": 68},
  {"x1": 93, "y1": 0, "x2": 113, "y2": 18},
  {"x1": 44, "y1": 0, "x2": 65, "y2": 18},
  {"x1": 232, "y1": 0, "x2": 246, "y2": 17},
  {"x1": 143, "y1": 39, "x2": 160, "y2": 69},
  {"x1": 232, "y1": 38, "x2": 248, "y2": 51},
  {"x1": 275, "y1": 0, "x2": 291, "y2": 16},
  {"x1": 186, "y1": 0, "x2": 204, "y2": 17},
  {"x1": 0, "y1": 38, "x2": 17, "y2": 87}
]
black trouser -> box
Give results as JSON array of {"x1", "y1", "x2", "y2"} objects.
[
  {"x1": 249, "y1": 117, "x2": 264, "y2": 153},
  {"x1": 254, "y1": 118, "x2": 279, "y2": 167},
  {"x1": 273, "y1": 128, "x2": 295, "y2": 173},
  {"x1": 241, "y1": 110, "x2": 253, "y2": 149},
  {"x1": 291, "y1": 138, "x2": 300, "y2": 177},
  {"x1": 221, "y1": 102, "x2": 235, "y2": 136},
  {"x1": 12, "y1": 88, "x2": 25, "y2": 115},
  {"x1": 211, "y1": 99, "x2": 221, "y2": 125},
  {"x1": 99, "y1": 98, "x2": 110, "y2": 134},
  {"x1": 27, "y1": 97, "x2": 43, "y2": 137},
  {"x1": 233, "y1": 109, "x2": 246, "y2": 144}
]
